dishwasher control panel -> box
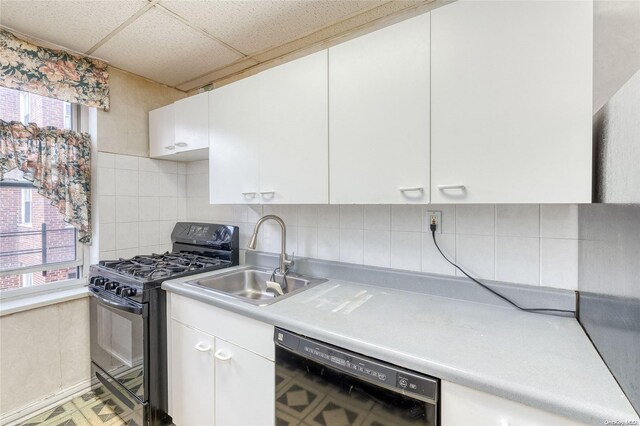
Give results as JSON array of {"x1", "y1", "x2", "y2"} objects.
[{"x1": 275, "y1": 328, "x2": 438, "y2": 402}]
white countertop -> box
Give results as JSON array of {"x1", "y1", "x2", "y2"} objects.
[{"x1": 163, "y1": 271, "x2": 639, "y2": 425}]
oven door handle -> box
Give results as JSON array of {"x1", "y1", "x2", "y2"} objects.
[{"x1": 90, "y1": 287, "x2": 146, "y2": 316}]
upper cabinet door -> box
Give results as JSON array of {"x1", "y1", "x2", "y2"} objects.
[
  {"x1": 431, "y1": 1, "x2": 593, "y2": 204},
  {"x1": 329, "y1": 13, "x2": 431, "y2": 204},
  {"x1": 209, "y1": 74, "x2": 262, "y2": 204},
  {"x1": 149, "y1": 103, "x2": 175, "y2": 158},
  {"x1": 259, "y1": 51, "x2": 329, "y2": 204},
  {"x1": 174, "y1": 92, "x2": 209, "y2": 152}
]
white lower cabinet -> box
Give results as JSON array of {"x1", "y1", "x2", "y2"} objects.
[
  {"x1": 169, "y1": 320, "x2": 215, "y2": 426},
  {"x1": 214, "y1": 337, "x2": 275, "y2": 426},
  {"x1": 168, "y1": 294, "x2": 275, "y2": 426},
  {"x1": 441, "y1": 381, "x2": 585, "y2": 426}
]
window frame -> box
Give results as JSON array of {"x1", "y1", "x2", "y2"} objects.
[
  {"x1": 20, "y1": 187, "x2": 32, "y2": 226},
  {"x1": 0, "y1": 96, "x2": 90, "y2": 301}
]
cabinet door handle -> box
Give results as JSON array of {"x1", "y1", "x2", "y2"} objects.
[
  {"x1": 260, "y1": 191, "x2": 275, "y2": 198},
  {"x1": 164, "y1": 145, "x2": 175, "y2": 150},
  {"x1": 214, "y1": 350, "x2": 232, "y2": 361},
  {"x1": 399, "y1": 187, "x2": 424, "y2": 192},
  {"x1": 194, "y1": 342, "x2": 212, "y2": 352},
  {"x1": 437, "y1": 184, "x2": 466, "y2": 191},
  {"x1": 242, "y1": 192, "x2": 257, "y2": 198},
  {"x1": 175, "y1": 142, "x2": 188, "y2": 147}
]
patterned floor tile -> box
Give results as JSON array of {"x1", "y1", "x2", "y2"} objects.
[
  {"x1": 276, "y1": 369, "x2": 296, "y2": 392},
  {"x1": 19, "y1": 402, "x2": 78, "y2": 425},
  {"x1": 276, "y1": 410, "x2": 302, "y2": 426},
  {"x1": 303, "y1": 396, "x2": 368, "y2": 426},
  {"x1": 40, "y1": 410, "x2": 91, "y2": 426},
  {"x1": 77, "y1": 395, "x2": 126, "y2": 425},
  {"x1": 276, "y1": 379, "x2": 326, "y2": 420}
]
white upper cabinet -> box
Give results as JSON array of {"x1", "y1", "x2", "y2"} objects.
[
  {"x1": 259, "y1": 51, "x2": 329, "y2": 204},
  {"x1": 209, "y1": 74, "x2": 262, "y2": 204},
  {"x1": 430, "y1": 1, "x2": 593, "y2": 204},
  {"x1": 174, "y1": 92, "x2": 209, "y2": 153},
  {"x1": 149, "y1": 92, "x2": 209, "y2": 161},
  {"x1": 209, "y1": 51, "x2": 328, "y2": 204},
  {"x1": 149, "y1": 103, "x2": 175, "y2": 158},
  {"x1": 329, "y1": 12, "x2": 431, "y2": 204}
]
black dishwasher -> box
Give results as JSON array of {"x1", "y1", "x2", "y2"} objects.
[{"x1": 274, "y1": 328, "x2": 439, "y2": 426}]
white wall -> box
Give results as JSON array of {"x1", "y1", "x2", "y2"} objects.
[
  {"x1": 0, "y1": 298, "x2": 89, "y2": 415},
  {"x1": 185, "y1": 160, "x2": 579, "y2": 290},
  {"x1": 96, "y1": 152, "x2": 187, "y2": 259}
]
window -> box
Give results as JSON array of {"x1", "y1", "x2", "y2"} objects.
[
  {"x1": 21, "y1": 273, "x2": 33, "y2": 287},
  {"x1": 20, "y1": 188, "x2": 32, "y2": 225},
  {"x1": 19, "y1": 90, "x2": 30, "y2": 124},
  {"x1": 0, "y1": 87, "x2": 84, "y2": 294}
]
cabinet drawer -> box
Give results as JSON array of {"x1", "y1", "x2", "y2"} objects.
[{"x1": 170, "y1": 293, "x2": 274, "y2": 360}]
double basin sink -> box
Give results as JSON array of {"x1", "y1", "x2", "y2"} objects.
[{"x1": 186, "y1": 266, "x2": 327, "y2": 306}]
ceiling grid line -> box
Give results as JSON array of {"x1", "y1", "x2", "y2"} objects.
[
  {"x1": 153, "y1": 3, "x2": 249, "y2": 58},
  {"x1": 84, "y1": 0, "x2": 161, "y2": 55}
]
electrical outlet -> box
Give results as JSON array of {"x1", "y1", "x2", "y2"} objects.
[{"x1": 426, "y1": 211, "x2": 442, "y2": 233}]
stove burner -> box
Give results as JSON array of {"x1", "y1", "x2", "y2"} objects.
[{"x1": 99, "y1": 252, "x2": 229, "y2": 280}]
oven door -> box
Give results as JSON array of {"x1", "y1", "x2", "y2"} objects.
[{"x1": 90, "y1": 287, "x2": 148, "y2": 405}]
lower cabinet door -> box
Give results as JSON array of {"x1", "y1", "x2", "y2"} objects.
[
  {"x1": 214, "y1": 337, "x2": 275, "y2": 426},
  {"x1": 170, "y1": 320, "x2": 215, "y2": 426}
]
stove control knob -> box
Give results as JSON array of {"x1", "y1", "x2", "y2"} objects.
[
  {"x1": 117, "y1": 287, "x2": 137, "y2": 297},
  {"x1": 105, "y1": 281, "x2": 119, "y2": 291},
  {"x1": 91, "y1": 276, "x2": 106, "y2": 287}
]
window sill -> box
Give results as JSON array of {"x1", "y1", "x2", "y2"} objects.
[{"x1": 0, "y1": 285, "x2": 88, "y2": 317}]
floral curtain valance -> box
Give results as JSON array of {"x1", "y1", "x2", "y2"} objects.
[
  {"x1": 0, "y1": 120, "x2": 92, "y2": 244},
  {"x1": 0, "y1": 29, "x2": 109, "y2": 110}
]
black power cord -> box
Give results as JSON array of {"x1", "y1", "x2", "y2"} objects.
[{"x1": 430, "y1": 223, "x2": 575, "y2": 317}]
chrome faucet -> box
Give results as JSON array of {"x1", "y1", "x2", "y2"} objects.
[{"x1": 247, "y1": 215, "x2": 295, "y2": 276}]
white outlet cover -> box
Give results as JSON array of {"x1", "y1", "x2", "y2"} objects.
[{"x1": 426, "y1": 211, "x2": 442, "y2": 233}]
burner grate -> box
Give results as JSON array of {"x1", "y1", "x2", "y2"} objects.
[{"x1": 99, "y1": 253, "x2": 229, "y2": 280}]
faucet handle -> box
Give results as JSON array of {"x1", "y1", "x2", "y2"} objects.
[{"x1": 284, "y1": 252, "x2": 295, "y2": 268}]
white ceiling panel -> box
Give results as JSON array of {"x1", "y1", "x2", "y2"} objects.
[
  {"x1": 159, "y1": 0, "x2": 387, "y2": 56},
  {"x1": 92, "y1": 7, "x2": 242, "y2": 86},
  {"x1": 0, "y1": 0, "x2": 149, "y2": 53}
]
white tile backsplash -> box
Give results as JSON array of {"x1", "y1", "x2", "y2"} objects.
[
  {"x1": 115, "y1": 170, "x2": 138, "y2": 196},
  {"x1": 340, "y1": 205, "x2": 364, "y2": 229},
  {"x1": 541, "y1": 238, "x2": 579, "y2": 290},
  {"x1": 363, "y1": 205, "x2": 390, "y2": 231},
  {"x1": 421, "y1": 232, "x2": 456, "y2": 276},
  {"x1": 97, "y1": 152, "x2": 180, "y2": 257},
  {"x1": 149, "y1": 159, "x2": 583, "y2": 291},
  {"x1": 456, "y1": 204, "x2": 495, "y2": 235},
  {"x1": 495, "y1": 236, "x2": 540, "y2": 285},
  {"x1": 391, "y1": 205, "x2": 423, "y2": 232},
  {"x1": 456, "y1": 234, "x2": 495, "y2": 280},
  {"x1": 390, "y1": 231, "x2": 422, "y2": 272},
  {"x1": 317, "y1": 228, "x2": 340, "y2": 261},
  {"x1": 114, "y1": 154, "x2": 138, "y2": 170},
  {"x1": 339, "y1": 229, "x2": 364, "y2": 264},
  {"x1": 98, "y1": 196, "x2": 115, "y2": 224},
  {"x1": 115, "y1": 222, "x2": 139, "y2": 249},
  {"x1": 495, "y1": 204, "x2": 539, "y2": 237},
  {"x1": 540, "y1": 204, "x2": 579, "y2": 239},
  {"x1": 115, "y1": 196, "x2": 139, "y2": 223},
  {"x1": 364, "y1": 230, "x2": 390, "y2": 268}
]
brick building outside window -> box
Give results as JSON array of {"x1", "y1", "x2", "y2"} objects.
[{"x1": 0, "y1": 87, "x2": 82, "y2": 292}]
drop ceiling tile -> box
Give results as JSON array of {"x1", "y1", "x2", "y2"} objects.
[
  {"x1": 92, "y1": 7, "x2": 242, "y2": 86},
  {"x1": 0, "y1": 0, "x2": 149, "y2": 53},
  {"x1": 160, "y1": 0, "x2": 387, "y2": 56}
]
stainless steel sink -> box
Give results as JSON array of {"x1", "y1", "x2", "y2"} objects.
[{"x1": 186, "y1": 266, "x2": 327, "y2": 305}]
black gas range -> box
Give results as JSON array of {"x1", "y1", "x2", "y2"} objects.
[{"x1": 89, "y1": 222, "x2": 239, "y2": 426}]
